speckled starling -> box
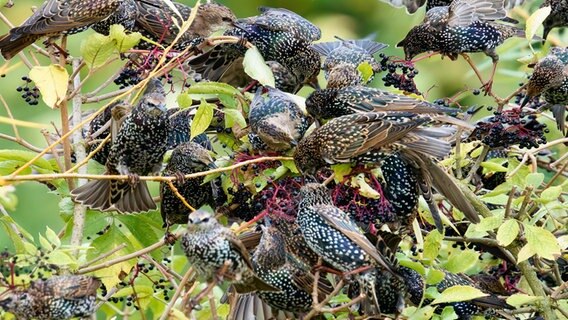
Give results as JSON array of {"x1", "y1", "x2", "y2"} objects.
[
  {"x1": 85, "y1": 100, "x2": 132, "y2": 165},
  {"x1": 397, "y1": 0, "x2": 523, "y2": 91},
  {"x1": 305, "y1": 85, "x2": 456, "y2": 122},
  {"x1": 298, "y1": 183, "x2": 399, "y2": 313},
  {"x1": 166, "y1": 107, "x2": 212, "y2": 150},
  {"x1": 160, "y1": 142, "x2": 217, "y2": 227},
  {"x1": 248, "y1": 87, "x2": 312, "y2": 151},
  {"x1": 381, "y1": 0, "x2": 524, "y2": 14},
  {"x1": 130, "y1": 1, "x2": 235, "y2": 50},
  {"x1": 251, "y1": 223, "x2": 315, "y2": 313},
  {"x1": 180, "y1": 210, "x2": 278, "y2": 294},
  {"x1": 522, "y1": 47, "x2": 568, "y2": 134},
  {"x1": 541, "y1": 0, "x2": 568, "y2": 41},
  {"x1": 0, "y1": 0, "x2": 123, "y2": 59},
  {"x1": 71, "y1": 79, "x2": 170, "y2": 213},
  {"x1": 311, "y1": 37, "x2": 388, "y2": 87},
  {"x1": 0, "y1": 275, "x2": 100, "y2": 320},
  {"x1": 88, "y1": 0, "x2": 138, "y2": 36},
  {"x1": 293, "y1": 112, "x2": 480, "y2": 228},
  {"x1": 188, "y1": 7, "x2": 321, "y2": 93}
]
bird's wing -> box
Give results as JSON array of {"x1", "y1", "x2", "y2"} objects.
[
  {"x1": 448, "y1": 0, "x2": 507, "y2": 26},
  {"x1": 310, "y1": 41, "x2": 343, "y2": 57},
  {"x1": 134, "y1": 1, "x2": 191, "y2": 41},
  {"x1": 344, "y1": 88, "x2": 456, "y2": 114},
  {"x1": 51, "y1": 276, "x2": 101, "y2": 299},
  {"x1": 226, "y1": 231, "x2": 255, "y2": 271},
  {"x1": 316, "y1": 205, "x2": 396, "y2": 274},
  {"x1": 378, "y1": 0, "x2": 427, "y2": 14}
]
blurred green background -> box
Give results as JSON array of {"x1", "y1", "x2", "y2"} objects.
[{"x1": 0, "y1": 0, "x2": 566, "y2": 249}]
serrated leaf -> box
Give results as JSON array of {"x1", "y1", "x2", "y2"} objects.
[
  {"x1": 177, "y1": 92, "x2": 193, "y2": 109},
  {"x1": 351, "y1": 173, "x2": 380, "y2": 199},
  {"x1": 80, "y1": 33, "x2": 114, "y2": 69},
  {"x1": 506, "y1": 294, "x2": 543, "y2": 307},
  {"x1": 28, "y1": 65, "x2": 69, "y2": 109},
  {"x1": 525, "y1": 172, "x2": 544, "y2": 188},
  {"x1": 243, "y1": 46, "x2": 275, "y2": 87},
  {"x1": 496, "y1": 219, "x2": 519, "y2": 246},
  {"x1": 89, "y1": 226, "x2": 136, "y2": 289},
  {"x1": 224, "y1": 108, "x2": 247, "y2": 128},
  {"x1": 432, "y1": 285, "x2": 488, "y2": 304},
  {"x1": 45, "y1": 226, "x2": 61, "y2": 248},
  {"x1": 522, "y1": 223, "x2": 561, "y2": 261},
  {"x1": 109, "y1": 24, "x2": 141, "y2": 52},
  {"x1": 357, "y1": 61, "x2": 374, "y2": 83},
  {"x1": 191, "y1": 100, "x2": 214, "y2": 140},
  {"x1": 443, "y1": 249, "x2": 479, "y2": 273},
  {"x1": 526, "y1": 6, "x2": 551, "y2": 41},
  {"x1": 423, "y1": 229, "x2": 443, "y2": 260},
  {"x1": 539, "y1": 186, "x2": 562, "y2": 203}
]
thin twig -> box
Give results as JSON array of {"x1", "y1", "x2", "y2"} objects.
[{"x1": 79, "y1": 243, "x2": 128, "y2": 269}]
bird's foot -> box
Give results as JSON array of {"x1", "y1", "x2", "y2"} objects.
[
  {"x1": 164, "y1": 231, "x2": 177, "y2": 245},
  {"x1": 127, "y1": 174, "x2": 140, "y2": 186},
  {"x1": 480, "y1": 80, "x2": 494, "y2": 96},
  {"x1": 174, "y1": 171, "x2": 186, "y2": 185}
]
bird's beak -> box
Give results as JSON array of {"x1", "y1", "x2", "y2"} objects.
[
  {"x1": 207, "y1": 161, "x2": 218, "y2": 169},
  {"x1": 521, "y1": 86, "x2": 538, "y2": 107},
  {"x1": 289, "y1": 139, "x2": 298, "y2": 147},
  {"x1": 306, "y1": 75, "x2": 320, "y2": 90}
]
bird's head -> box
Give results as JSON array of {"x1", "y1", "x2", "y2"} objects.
[
  {"x1": 179, "y1": 142, "x2": 217, "y2": 170},
  {"x1": 326, "y1": 63, "x2": 363, "y2": 88},
  {"x1": 199, "y1": 3, "x2": 237, "y2": 31},
  {"x1": 523, "y1": 55, "x2": 567, "y2": 106},
  {"x1": 253, "y1": 218, "x2": 287, "y2": 268},
  {"x1": 187, "y1": 210, "x2": 218, "y2": 231},
  {"x1": 305, "y1": 88, "x2": 337, "y2": 121},
  {"x1": 0, "y1": 291, "x2": 28, "y2": 312},
  {"x1": 397, "y1": 25, "x2": 435, "y2": 61},
  {"x1": 542, "y1": 12, "x2": 563, "y2": 42}
]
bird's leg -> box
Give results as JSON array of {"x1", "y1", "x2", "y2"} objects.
[
  {"x1": 481, "y1": 59, "x2": 499, "y2": 96},
  {"x1": 174, "y1": 171, "x2": 186, "y2": 185},
  {"x1": 187, "y1": 262, "x2": 230, "y2": 310},
  {"x1": 127, "y1": 173, "x2": 140, "y2": 187},
  {"x1": 311, "y1": 264, "x2": 342, "y2": 276},
  {"x1": 241, "y1": 80, "x2": 259, "y2": 93},
  {"x1": 43, "y1": 38, "x2": 69, "y2": 59}
]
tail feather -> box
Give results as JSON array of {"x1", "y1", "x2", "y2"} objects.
[
  {"x1": 71, "y1": 179, "x2": 113, "y2": 211},
  {"x1": 0, "y1": 32, "x2": 39, "y2": 59},
  {"x1": 112, "y1": 180, "x2": 156, "y2": 213},
  {"x1": 550, "y1": 104, "x2": 566, "y2": 135}
]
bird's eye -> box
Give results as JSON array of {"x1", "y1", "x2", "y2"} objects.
[
  {"x1": 202, "y1": 217, "x2": 210, "y2": 223},
  {"x1": 222, "y1": 17, "x2": 232, "y2": 22},
  {"x1": 188, "y1": 218, "x2": 193, "y2": 224}
]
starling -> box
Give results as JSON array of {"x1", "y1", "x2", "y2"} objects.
[
  {"x1": 311, "y1": 36, "x2": 388, "y2": 87},
  {"x1": 0, "y1": 275, "x2": 100, "y2": 320},
  {"x1": 180, "y1": 210, "x2": 278, "y2": 294},
  {"x1": 293, "y1": 112, "x2": 480, "y2": 228},
  {"x1": 88, "y1": 0, "x2": 138, "y2": 36},
  {"x1": 251, "y1": 223, "x2": 315, "y2": 313},
  {"x1": 0, "y1": 0, "x2": 122, "y2": 59},
  {"x1": 248, "y1": 87, "x2": 312, "y2": 151},
  {"x1": 71, "y1": 79, "x2": 170, "y2": 213},
  {"x1": 166, "y1": 107, "x2": 212, "y2": 150},
  {"x1": 397, "y1": 0, "x2": 523, "y2": 91},
  {"x1": 85, "y1": 100, "x2": 132, "y2": 166},
  {"x1": 541, "y1": 0, "x2": 568, "y2": 41},
  {"x1": 380, "y1": 0, "x2": 525, "y2": 14},
  {"x1": 159, "y1": 142, "x2": 217, "y2": 227},
  {"x1": 188, "y1": 7, "x2": 321, "y2": 93},
  {"x1": 305, "y1": 84, "x2": 457, "y2": 122},
  {"x1": 130, "y1": 1, "x2": 236, "y2": 50},
  {"x1": 298, "y1": 183, "x2": 400, "y2": 313},
  {"x1": 522, "y1": 47, "x2": 568, "y2": 134}
]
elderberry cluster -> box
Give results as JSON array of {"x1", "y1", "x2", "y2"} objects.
[
  {"x1": 378, "y1": 53, "x2": 420, "y2": 95},
  {"x1": 472, "y1": 108, "x2": 548, "y2": 149},
  {"x1": 16, "y1": 76, "x2": 40, "y2": 106}
]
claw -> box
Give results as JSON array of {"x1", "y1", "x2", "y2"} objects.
[
  {"x1": 174, "y1": 171, "x2": 186, "y2": 185},
  {"x1": 127, "y1": 173, "x2": 140, "y2": 186}
]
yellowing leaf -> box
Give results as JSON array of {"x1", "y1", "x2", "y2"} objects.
[
  {"x1": 331, "y1": 163, "x2": 352, "y2": 183},
  {"x1": 523, "y1": 223, "x2": 561, "y2": 261},
  {"x1": 243, "y1": 46, "x2": 275, "y2": 87},
  {"x1": 423, "y1": 230, "x2": 443, "y2": 260},
  {"x1": 402, "y1": 306, "x2": 436, "y2": 320},
  {"x1": 525, "y1": 172, "x2": 544, "y2": 188},
  {"x1": 525, "y1": 6, "x2": 551, "y2": 41},
  {"x1": 29, "y1": 65, "x2": 69, "y2": 108},
  {"x1": 506, "y1": 294, "x2": 543, "y2": 307},
  {"x1": 109, "y1": 24, "x2": 142, "y2": 52},
  {"x1": 443, "y1": 249, "x2": 479, "y2": 273},
  {"x1": 496, "y1": 219, "x2": 519, "y2": 246},
  {"x1": 224, "y1": 108, "x2": 247, "y2": 128},
  {"x1": 357, "y1": 61, "x2": 374, "y2": 83},
  {"x1": 80, "y1": 33, "x2": 114, "y2": 69},
  {"x1": 351, "y1": 173, "x2": 380, "y2": 199},
  {"x1": 191, "y1": 100, "x2": 214, "y2": 140},
  {"x1": 475, "y1": 215, "x2": 503, "y2": 232},
  {"x1": 432, "y1": 285, "x2": 488, "y2": 304},
  {"x1": 177, "y1": 92, "x2": 193, "y2": 109},
  {"x1": 539, "y1": 186, "x2": 562, "y2": 203},
  {"x1": 480, "y1": 161, "x2": 508, "y2": 173}
]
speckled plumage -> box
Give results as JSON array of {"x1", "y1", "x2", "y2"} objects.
[
  {"x1": 88, "y1": 0, "x2": 137, "y2": 36},
  {"x1": 0, "y1": 275, "x2": 100, "y2": 320},
  {"x1": 188, "y1": 7, "x2": 321, "y2": 93},
  {"x1": 248, "y1": 87, "x2": 312, "y2": 151},
  {"x1": 71, "y1": 79, "x2": 170, "y2": 213},
  {"x1": 542, "y1": 0, "x2": 568, "y2": 41},
  {"x1": 305, "y1": 85, "x2": 456, "y2": 122},
  {"x1": 166, "y1": 107, "x2": 212, "y2": 150},
  {"x1": 160, "y1": 142, "x2": 217, "y2": 227},
  {"x1": 397, "y1": 0, "x2": 521, "y2": 62},
  {"x1": 180, "y1": 210, "x2": 278, "y2": 294},
  {"x1": 311, "y1": 37, "x2": 388, "y2": 87},
  {"x1": 381, "y1": 0, "x2": 524, "y2": 14},
  {"x1": 523, "y1": 47, "x2": 568, "y2": 134},
  {"x1": 380, "y1": 153, "x2": 419, "y2": 224},
  {"x1": 0, "y1": 0, "x2": 122, "y2": 59}
]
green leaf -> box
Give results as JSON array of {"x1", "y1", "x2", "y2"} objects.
[
  {"x1": 109, "y1": 24, "x2": 141, "y2": 52},
  {"x1": 281, "y1": 160, "x2": 299, "y2": 174},
  {"x1": 224, "y1": 108, "x2": 247, "y2": 128},
  {"x1": 0, "y1": 186, "x2": 18, "y2": 211},
  {"x1": 331, "y1": 163, "x2": 352, "y2": 183},
  {"x1": 475, "y1": 215, "x2": 503, "y2": 232},
  {"x1": 402, "y1": 306, "x2": 436, "y2": 320},
  {"x1": 443, "y1": 249, "x2": 479, "y2": 273},
  {"x1": 186, "y1": 82, "x2": 243, "y2": 97},
  {"x1": 423, "y1": 230, "x2": 443, "y2": 260},
  {"x1": 496, "y1": 219, "x2": 519, "y2": 246},
  {"x1": 357, "y1": 61, "x2": 374, "y2": 83},
  {"x1": 191, "y1": 100, "x2": 214, "y2": 140},
  {"x1": 432, "y1": 285, "x2": 488, "y2": 304},
  {"x1": 506, "y1": 294, "x2": 543, "y2": 307},
  {"x1": 177, "y1": 92, "x2": 194, "y2": 109},
  {"x1": 480, "y1": 161, "x2": 508, "y2": 173},
  {"x1": 0, "y1": 216, "x2": 26, "y2": 253},
  {"x1": 525, "y1": 6, "x2": 551, "y2": 41},
  {"x1": 47, "y1": 250, "x2": 78, "y2": 269},
  {"x1": 439, "y1": 306, "x2": 459, "y2": 320},
  {"x1": 243, "y1": 46, "x2": 275, "y2": 87},
  {"x1": 39, "y1": 234, "x2": 52, "y2": 251},
  {"x1": 351, "y1": 173, "x2": 380, "y2": 199},
  {"x1": 80, "y1": 33, "x2": 114, "y2": 69},
  {"x1": 539, "y1": 186, "x2": 562, "y2": 203},
  {"x1": 28, "y1": 65, "x2": 69, "y2": 109},
  {"x1": 525, "y1": 172, "x2": 544, "y2": 188},
  {"x1": 45, "y1": 226, "x2": 61, "y2": 248},
  {"x1": 426, "y1": 268, "x2": 445, "y2": 285},
  {"x1": 520, "y1": 223, "x2": 561, "y2": 261}
]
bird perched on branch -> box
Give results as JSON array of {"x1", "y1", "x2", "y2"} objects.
[
  {"x1": 71, "y1": 79, "x2": 170, "y2": 213},
  {"x1": 188, "y1": 7, "x2": 321, "y2": 93},
  {"x1": 166, "y1": 107, "x2": 212, "y2": 150},
  {"x1": 311, "y1": 36, "x2": 388, "y2": 87},
  {"x1": 397, "y1": 0, "x2": 526, "y2": 92},
  {"x1": 248, "y1": 87, "x2": 312, "y2": 151},
  {"x1": 180, "y1": 210, "x2": 278, "y2": 294},
  {"x1": 294, "y1": 112, "x2": 480, "y2": 230},
  {"x1": 540, "y1": 0, "x2": 568, "y2": 41},
  {"x1": 0, "y1": 0, "x2": 124, "y2": 59},
  {"x1": 0, "y1": 275, "x2": 100, "y2": 320},
  {"x1": 159, "y1": 142, "x2": 218, "y2": 227},
  {"x1": 380, "y1": 0, "x2": 525, "y2": 14},
  {"x1": 522, "y1": 47, "x2": 568, "y2": 135}
]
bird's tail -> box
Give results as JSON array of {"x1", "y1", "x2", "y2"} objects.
[
  {"x1": 227, "y1": 292, "x2": 293, "y2": 320},
  {"x1": 0, "y1": 32, "x2": 39, "y2": 59},
  {"x1": 71, "y1": 178, "x2": 156, "y2": 213},
  {"x1": 233, "y1": 274, "x2": 280, "y2": 294}
]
